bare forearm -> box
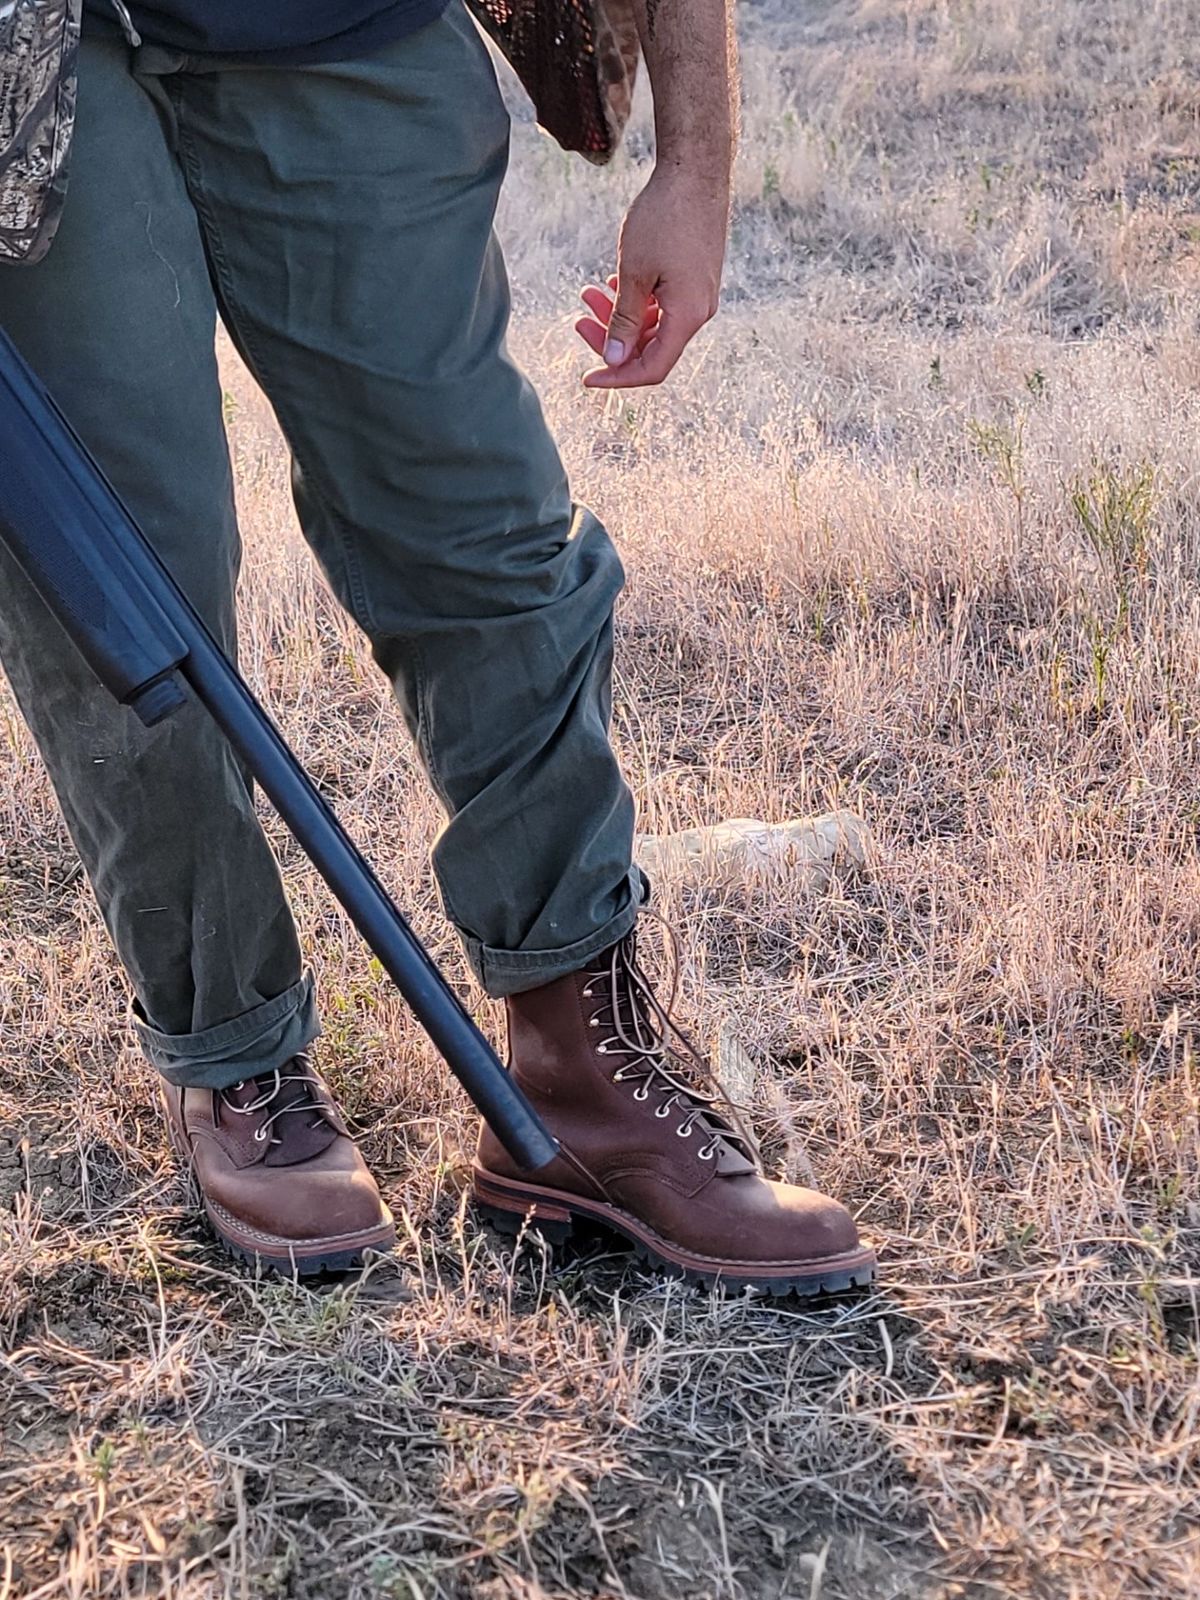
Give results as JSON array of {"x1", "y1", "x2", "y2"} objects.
[
  {"x1": 635, "y1": 0, "x2": 736, "y2": 178},
  {"x1": 574, "y1": 0, "x2": 736, "y2": 387}
]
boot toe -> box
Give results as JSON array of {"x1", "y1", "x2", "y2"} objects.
[
  {"x1": 232, "y1": 1164, "x2": 390, "y2": 1246},
  {"x1": 276, "y1": 1166, "x2": 390, "y2": 1244},
  {"x1": 767, "y1": 1181, "x2": 863, "y2": 1262}
]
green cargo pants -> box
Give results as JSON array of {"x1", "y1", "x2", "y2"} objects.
[{"x1": 0, "y1": 4, "x2": 642, "y2": 1089}]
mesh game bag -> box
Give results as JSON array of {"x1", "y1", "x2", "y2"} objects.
[
  {"x1": 0, "y1": 0, "x2": 80, "y2": 264},
  {"x1": 466, "y1": 0, "x2": 640, "y2": 165}
]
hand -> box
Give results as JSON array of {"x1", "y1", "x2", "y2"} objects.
[{"x1": 576, "y1": 165, "x2": 728, "y2": 389}]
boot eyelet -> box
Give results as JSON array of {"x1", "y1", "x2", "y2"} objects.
[
  {"x1": 698, "y1": 1146, "x2": 715, "y2": 1160},
  {"x1": 253, "y1": 1126, "x2": 268, "y2": 1143},
  {"x1": 581, "y1": 986, "x2": 593, "y2": 998},
  {"x1": 588, "y1": 1018, "x2": 599, "y2": 1027},
  {"x1": 597, "y1": 1045, "x2": 608, "y2": 1055},
  {"x1": 633, "y1": 1086, "x2": 649, "y2": 1101},
  {"x1": 676, "y1": 1124, "x2": 693, "y2": 1138},
  {"x1": 654, "y1": 1105, "x2": 671, "y2": 1119}
]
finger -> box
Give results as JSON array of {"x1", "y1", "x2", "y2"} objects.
[
  {"x1": 583, "y1": 304, "x2": 699, "y2": 389},
  {"x1": 635, "y1": 314, "x2": 659, "y2": 357},
  {"x1": 631, "y1": 300, "x2": 661, "y2": 355},
  {"x1": 603, "y1": 270, "x2": 655, "y2": 367},
  {"x1": 580, "y1": 284, "x2": 615, "y2": 322},
  {"x1": 574, "y1": 315, "x2": 608, "y2": 356},
  {"x1": 577, "y1": 309, "x2": 659, "y2": 357},
  {"x1": 580, "y1": 276, "x2": 620, "y2": 307},
  {"x1": 580, "y1": 288, "x2": 660, "y2": 348},
  {"x1": 578, "y1": 318, "x2": 659, "y2": 368}
]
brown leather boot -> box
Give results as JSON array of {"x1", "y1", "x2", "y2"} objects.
[
  {"x1": 162, "y1": 1055, "x2": 394, "y2": 1274},
  {"x1": 474, "y1": 927, "x2": 876, "y2": 1296}
]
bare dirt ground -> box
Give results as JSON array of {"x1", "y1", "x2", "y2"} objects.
[{"x1": 5, "y1": 1, "x2": 1200, "y2": 1595}]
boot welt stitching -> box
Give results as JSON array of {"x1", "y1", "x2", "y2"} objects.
[{"x1": 206, "y1": 1198, "x2": 394, "y2": 1251}]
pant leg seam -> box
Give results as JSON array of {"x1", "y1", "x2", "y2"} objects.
[
  {"x1": 134, "y1": 970, "x2": 314, "y2": 1053},
  {"x1": 407, "y1": 637, "x2": 454, "y2": 816},
  {"x1": 407, "y1": 635, "x2": 478, "y2": 932},
  {"x1": 460, "y1": 868, "x2": 645, "y2": 996}
]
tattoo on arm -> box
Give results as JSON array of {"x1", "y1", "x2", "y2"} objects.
[{"x1": 645, "y1": 0, "x2": 661, "y2": 40}]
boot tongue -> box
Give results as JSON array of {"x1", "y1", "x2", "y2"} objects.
[
  {"x1": 591, "y1": 942, "x2": 759, "y2": 1177},
  {"x1": 708, "y1": 1124, "x2": 757, "y2": 1176},
  {"x1": 223, "y1": 1066, "x2": 342, "y2": 1168}
]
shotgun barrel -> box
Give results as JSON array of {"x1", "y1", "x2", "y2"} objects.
[{"x1": 0, "y1": 330, "x2": 558, "y2": 1174}]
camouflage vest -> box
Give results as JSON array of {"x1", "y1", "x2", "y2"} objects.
[
  {"x1": 0, "y1": 0, "x2": 638, "y2": 267},
  {"x1": 0, "y1": 0, "x2": 80, "y2": 264}
]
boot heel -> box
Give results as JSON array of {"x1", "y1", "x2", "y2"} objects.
[{"x1": 476, "y1": 1199, "x2": 574, "y2": 1247}]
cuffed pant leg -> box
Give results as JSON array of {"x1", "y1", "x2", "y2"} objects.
[{"x1": 136, "y1": 972, "x2": 319, "y2": 1089}]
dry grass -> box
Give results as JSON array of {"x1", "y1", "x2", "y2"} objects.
[{"x1": 5, "y1": 0, "x2": 1200, "y2": 1594}]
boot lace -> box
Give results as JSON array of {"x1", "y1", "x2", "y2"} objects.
[
  {"x1": 218, "y1": 1055, "x2": 339, "y2": 1149},
  {"x1": 581, "y1": 913, "x2": 759, "y2": 1166}
]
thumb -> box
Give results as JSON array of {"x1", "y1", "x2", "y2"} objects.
[{"x1": 603, "y1": 273, "x2": 651, "y2": 367}]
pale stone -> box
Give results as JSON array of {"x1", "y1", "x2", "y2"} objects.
[
  {"x1": 715, "y1": 1021, "x2": 758, "y2": 1104},
  {"x1": 635, "y1": 809, "x2": 869, "y2": 890}
]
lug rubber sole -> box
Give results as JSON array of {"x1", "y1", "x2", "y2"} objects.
[
  {"x1": 203, "y1": 1196, "x2": 396, "y2": 1277},
  {"x1": 218, "y1": 1239, "x2": 392, "y2": 1275},
  {"x1": 472, "y1": 1166, "x2": 877, "y2": 1297}
]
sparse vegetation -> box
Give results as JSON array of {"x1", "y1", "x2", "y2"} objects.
[{"x1": 5, "y1": 1, "x2": 1200, "y2": 1596}]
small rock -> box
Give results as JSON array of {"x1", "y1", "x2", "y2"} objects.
[
  {"x1": 715, "y1": 1023, "x2": 758, "y2": 1104},
  {"x1": 635, "y1": 809, "x2": 869, "y2": 891}
]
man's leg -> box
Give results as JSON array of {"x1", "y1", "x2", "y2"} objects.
[
  {"x1": 164, "y1": 5, "x2": 642, "y2": 994},
  {"x1": 161, "y1": 5, "x2": 872, "y2": 1293},
  {"x1": 0, "y1": 34, "x2": 317, "y2": 1086},
  {"x1": 0, "y1": 33, "x2": 395, "y2": 1274}
]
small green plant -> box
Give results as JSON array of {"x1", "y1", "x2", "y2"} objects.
[
  {"x1": 1069, "y1": 461, "x2": 1157, "y2": 710},
  {"x1": 90, "y1": 1438, "x2": 118, "y2": 1483},
  {"x1": 1136, "y1": 1225, "x2": 1169, "y2": 1336},
  {"x1": 1009, "y1": 1372, "x2": 1055, "y2": 1430},
  {"x1": 1003, "y1": 1219, "x2": 1038, "y2": 1259},
  {"x1": 259, "y1": 1280, "x2": 358, "y2": 1348},
  {"x1": 978, "y1": 159, "x2": 1014, "y2": 192},
  {"x1": 809, "y1": 577, "x2": 834, "y2": 644},
  {"x1": 1159, "y1": 1174, "x2": 1184, "y2": 1212},
  {"x1": 1083, "y1": 613, "x2": 1115, "y2": 712},
  {"x1": 368, "y1": 1555, "x2": 403, "y2": 1596},
  {"x1": 1070, "y1": 460, "x2": 1156, "y2": 590},
  {"x1": 968, "y1": 414, "x2": 1027, "y2": 535}
]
